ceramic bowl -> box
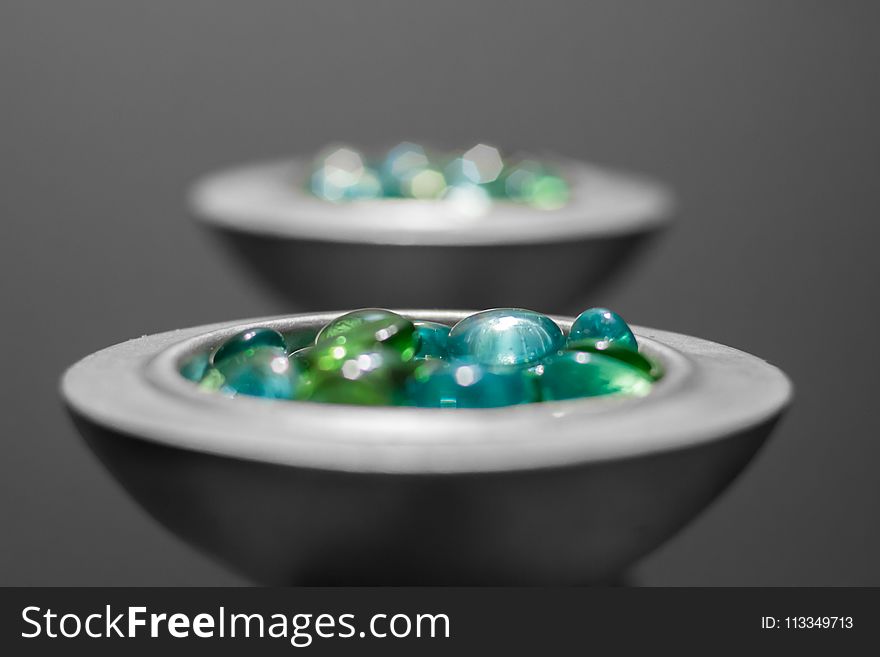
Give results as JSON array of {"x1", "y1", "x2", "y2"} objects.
[
  {"x1": 189, "y1": 158, "x2": 674, "y2": 312},
  {"x1": 61, "y1": 310, "x2": 791, "y2": 584}
]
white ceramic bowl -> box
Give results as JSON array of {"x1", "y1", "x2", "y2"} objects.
[
  {"x1": 62, "y1": 310, "x2": 791, "y2": 584},
  {"x1": 189, "y1": 158, "x2": 674, "y2": 311}
]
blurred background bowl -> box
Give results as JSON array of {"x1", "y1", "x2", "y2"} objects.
[
  {"x1": 189, "y1": 158, "x2": 673, "y2": 312},
  {"x1": 62, "y1": 310, "x2": 791, "y2": 585}
]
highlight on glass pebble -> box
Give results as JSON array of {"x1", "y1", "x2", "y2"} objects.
[
  {"x1": 179, "y1": 308, "x2": 661, "y2": 408},
  {"x1": 307, "y1": 142, "x2": 570, "y2": 210}
]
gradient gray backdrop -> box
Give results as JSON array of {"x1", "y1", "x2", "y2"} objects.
[{"x1": 2, "y1": 0, "x2": 878, "y2": 585}]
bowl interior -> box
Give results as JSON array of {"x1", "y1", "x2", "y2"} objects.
[
  {"x1": 62, "y1": 310, "x2": 791, "y2": 475},
  {"x1": 163, "y1": 310, "x2": 685, "y2": 416}
]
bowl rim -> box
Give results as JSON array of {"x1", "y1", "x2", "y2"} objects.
[
  {"x1": 60, "y1": 310, "x2": 792, "y2": 475},
  {"x1": 188, "y1": 156, "x2": 674, "y2": 247}
]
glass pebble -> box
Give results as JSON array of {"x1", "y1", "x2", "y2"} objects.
[
  {"x1": 212, "y1": 327, "x2": 287, "y2": 366},
  {"x1": 316, "y1": 309, "x2": 417, "y2": 361},
  {"x1": 213, "y1": 345, "x2": 303, "y2": 400},
  {"x1": 534, "y1": 351, "x2": 653, "y2": 400},
  {"x1": 380, "y1": 142, "x2": 430, "y2": 196},
  {"x1": 565, "y1": 338, "x2": 660, "y2": 379},
  {"x1": 405, "y1": 359, "x2": 539, "y2": 408},
  {"x1": 294, "y1": 344, "x2": 405, "y2": 406},
  {"x1": 528, "y1": 174, "x2": 569, "y2": 209},
  {"x1": 413, "y1": 321, "x2": 451, "y2": 360},
  {"x1": 400, "y1": 168, "x2": 447, "y2": 199},
  {"x1": 568, "y1": 308, "x2": 638, "y2": 352},
  {"x1": 309, "y1": 146, "x2": 382, "y2": 201},
  {"x1": 447, "y1": 308, "x2": 564, "y2": 367}
]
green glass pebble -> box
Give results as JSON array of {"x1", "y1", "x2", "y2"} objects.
[
  {"x1": 286, "y1": 348, "x2": 318, "y2": 399},
  {"x1": 529, "y1": 174, "x2": 569, "y2": 209},
  {"x1": 501, "y1": 161, "x2": 569, "y2": 209},
  {"x1": 211, "y1": 327, "x2": 287, "y2": 366},
  {"x1": 447, "y1": 308, "x2": 564, "y2": 368},
  {"x1": 534, "y1": 351, "x2": 653, "y2": 400},
  {"x1": 294, "y1": 344, "x2": 404, "y2": 405},
  {"x1": 179, "y1": 351, "x2": 209, "y2": 382},
  {"x1": 198, "y1": 367, "x2": 227, "y2": 393},
  {"x1": 568, "y1": 308, "x2": 638, "y2": 353},
  {"x1": 565, "y1": 338, "x2": 660, "y2": 379},
  {"x1": 308, "y1": 378, "x2": 397, "y2": 406},
  {"x1": 413, "y1": 321, "x2": 451, "y2": 360},
  {"x1": 214, "y1": 345, "x2": 303, "y2": 400},
  {"x1": 400, "y1": 167, "x2": 447, "y2": 199},
  {"x1": 502, "y1": 160, "x2": 545, "y2": 201},
  {"x1": 298, "y1": 342, "x2": 411, "y2": 380},
  {"x1": 405, "y1": 359, "x2": 539, "y2": 408},
  {"x1": 316, "y1": 309, "x2": 417, "y2": 361}
]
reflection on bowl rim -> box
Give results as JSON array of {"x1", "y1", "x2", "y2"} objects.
[
  {"x1": 61, "y1": 310, "x2": 792, "y2": 475},
  {"x1": 188, "y1": 156, "x2": 674, "y2": 247}
]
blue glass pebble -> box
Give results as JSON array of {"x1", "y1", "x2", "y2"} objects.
[
  {"x1": 214, "y1": 345, "x2": 302, "y2": 400},
  {"x1": 413, "y1": 321, "x2": 451, "y2": 360},
  {"x1": 447, "y1": 308, "x2": 564, "y2": 367},
  {"x1": 212, "y1": 327, "x2": 287, "y2": 366},
  {"x1": 380, "y1": 142, "x2": 429, "y2": 196},
  {"x1": 405, "y1": 360, "x2": 539, "y2": 408},
  {"x1": 568, "y1": 308, "x2": 638, "y2": 352}
]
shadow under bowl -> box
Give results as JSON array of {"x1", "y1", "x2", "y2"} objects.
[
  {"x1": 189, "y1": 158, "x2": 674, "y2": 312},
  {"x1": 61, "y1": 310, "x2": 791, "y2": 585}
]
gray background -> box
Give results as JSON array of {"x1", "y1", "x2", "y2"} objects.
[{"x1": 2, "y1": 0, "x2": 878, "y2": 585}]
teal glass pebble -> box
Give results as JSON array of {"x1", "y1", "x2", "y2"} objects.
[
  {"x1": 316, "y1": 308, "x2": 417, "y2": 361},
  {"x1": 310, "y1": 166, "x2": 382, "y2": 201},
  {"x1": 566, "y1": 337, "x2": 660, "y2": 379},
  {"x1": 413, "y1": 321, "x2": 451, "y2": 360},
  {"x1": 447, "y1": 308, "x2": 564, "y2": 368},
  {"x1": 380, "y1": 142, "x2": 430, "y2": 196},
  {"x1": 213, "y1": 345, "x2": 303, "y2": 400},
  {"x1": 309, "y1": 146, "x2": 382, "y2": 202},
  {"x1": 211, "y1": 327, "x2": 287, "y2": 366},
  {"x1": 443, "y1": 157, "x2": 474, "y2": 187},
  {"x1": 534, "y1": 351, "x2": 653, "y2": 400},
  {"x1": 405, "y1": 359, "x2": 539, "y2": 408},
  {"x1": 502, "y1": 160, "x2": 545, "y2": 201},
  {"x1": 568, "y1": 308, "x2": 638, "y2": 352}
]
